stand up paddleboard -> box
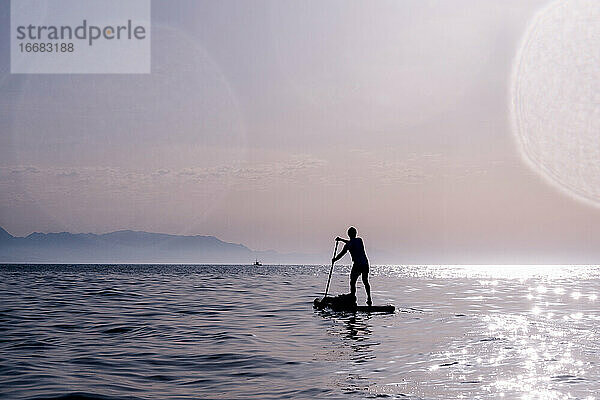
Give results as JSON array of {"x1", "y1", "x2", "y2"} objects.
[{"x1": 313, "y1": 296, "x2": 395, "y2": 313}]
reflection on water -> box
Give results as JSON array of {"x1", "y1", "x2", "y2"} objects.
[
  {"x1": 477, "y1": 281, "x2": 597, "y2": 400},
  {"x1": 2, "y1": 264, "x2": 600, "y2": 399},
  {"x1": 320, "y1": 312, "x2": 378, "y2": 395}
]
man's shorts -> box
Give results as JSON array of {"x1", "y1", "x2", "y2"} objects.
[{"x1": 351, "y1": 263, "x2": 369, "y2": 279}]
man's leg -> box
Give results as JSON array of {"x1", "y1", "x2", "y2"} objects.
[
  {"x1": 350, "y1": 267, "x2": 360, "y2": 297},
  {"x1": 362, "y1": 271, "x2": 372, "y2": 306}
]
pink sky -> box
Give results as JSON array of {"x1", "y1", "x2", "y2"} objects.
[{"x1": 2, "y1": 0, "x2": 599, "y2": 263}]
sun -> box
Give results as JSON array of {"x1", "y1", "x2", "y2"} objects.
[{"x1": 511, "y1": 0, "x2": 600, "y2": 206}]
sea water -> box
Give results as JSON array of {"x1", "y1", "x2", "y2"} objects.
[{"x1": 1, "y1": 264, "x2": 599, "y2": 399}]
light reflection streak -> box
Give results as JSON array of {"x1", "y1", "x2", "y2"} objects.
[{"x1": 382, "y1": 264, "x2": 600, "y2": 281}]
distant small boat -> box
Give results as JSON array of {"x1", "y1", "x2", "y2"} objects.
[{"x1": 253, "y1": 260, "x2": 262, "y2": 266}]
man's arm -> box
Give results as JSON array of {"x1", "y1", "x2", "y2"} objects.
[
  {"x1": 332, "y1": 244, "x2": 348, "y2": 262},
  {"x1": 335, "y1": 237, "x2": 349, "y2": 244}
]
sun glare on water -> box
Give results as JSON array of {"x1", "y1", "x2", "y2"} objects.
[{"x1": 386, "y1": 264, "x2": 600, "y2": 399}]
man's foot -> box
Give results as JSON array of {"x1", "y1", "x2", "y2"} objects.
[{"x1": 366, "y1": 298, "x2": 372, "y2": 307}]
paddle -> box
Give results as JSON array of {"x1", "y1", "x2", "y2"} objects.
[{"x1": 323, "y1": 239, "x2": 339, "y2": 299}]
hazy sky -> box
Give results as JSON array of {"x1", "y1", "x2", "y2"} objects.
[{"x1": 1, "y1": 0, "x2": 598, "y2": 263}]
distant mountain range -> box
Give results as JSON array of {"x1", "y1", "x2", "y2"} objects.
[{"x1": 0, "y1": 226, "x2": 314, "y2": 264}]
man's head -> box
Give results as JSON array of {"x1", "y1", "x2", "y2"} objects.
[{"x1": 347, "y1": 226, "x2": 357, "y2": 238}]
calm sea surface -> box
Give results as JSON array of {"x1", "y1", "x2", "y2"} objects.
[{"x1": 1, "y1": 264, "x2": 600, "y2": 399}]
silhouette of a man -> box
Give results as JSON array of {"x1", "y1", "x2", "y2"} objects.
[{"x1": 332, "y1": 227, "x2": 372, "y2": 306}]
